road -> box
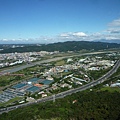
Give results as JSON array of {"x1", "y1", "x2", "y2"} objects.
[
  {"x1": 0, "y1": 51, "x2": 114, "y2": 76},
  {"x1": 0, "y1": 57, "x2": 65, "y2": 76},
  {"x1": 0, "y1": 59, "x2": 120, "y2": 114}
]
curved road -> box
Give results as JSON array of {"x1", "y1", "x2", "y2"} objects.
[{"x1": 0, "y1": 59, "x2": 120, "y2": 114}]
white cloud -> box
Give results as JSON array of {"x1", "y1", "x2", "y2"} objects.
[
  {"x1": 72, "y1": 32, "x2": 87, "y2": 37},
  {"x1": 1, "y1": 26, "x2": 120, "y2": 44},
  {"x1": 108, "y1": 18, "x2": 120, "y2": 27},
  {"x1": 60, "y1": 33, "x2": 70, "y2": 37},
  {"x1": 2, "y1": 39, "x2": 8, "y2": 41},
  {"x1": 107, "y1": 28, "x2": 120, "y2": 34},
  {"x1": 59, "y1": 32, "x2": 87, "y2": 38},
  {"x1": 107, "y1": 18, "x2": 120, "y2": 34}
]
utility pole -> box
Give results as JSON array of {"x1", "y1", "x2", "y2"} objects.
[{"x1": 53, "y1": 94, "x2": 55, "y2": 102}]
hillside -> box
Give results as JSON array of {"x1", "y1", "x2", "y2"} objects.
[
  {"x1": 0, "y1": 41, "x2": 120, "y2": 53},
  {"x1": 0, "y1": 91, "x2": 120, "y2": 120}
]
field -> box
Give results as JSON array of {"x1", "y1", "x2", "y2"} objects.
[
  {"x1": 55, "y1": 60, "x2": 65, "y2": 66},
  {"x1": 101, "y1": 86, "x2": 120, "y2": 93}
]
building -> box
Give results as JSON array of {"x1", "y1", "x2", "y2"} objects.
[
  {"x1": 12, "y1": 83, "x2": 30, "y2": 91},
  {"x1": 40, "y1": 79, "x2": 54, "y2": 85},
  {"x1": 28, "y1": 78, "x2": 41, "y2": 84},
  {"x1": 26, "y1": 86, "x2": 40, "y2": 94}
]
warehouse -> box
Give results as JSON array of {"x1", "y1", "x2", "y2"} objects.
[{"x1": 26, "y1": 86, "x2": 40, "y2": 94}]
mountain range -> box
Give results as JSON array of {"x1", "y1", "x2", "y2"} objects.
[
  {"x1": 93, "y1": 39, "x2": 120, "y2": 44},
  {"x1": 0, "y1": 39, "x2": 120, "y2": 44},
  {"x1": 0, "y1": 41, "x2": 120, "y2": 53}
]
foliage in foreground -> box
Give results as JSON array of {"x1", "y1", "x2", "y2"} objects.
[{"x1": 0, "y1": 90, "x2": 120, "y2": 120}]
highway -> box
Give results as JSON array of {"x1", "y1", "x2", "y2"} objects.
[
  {"x1": 0, "y1": 51, "x2": 113, "y2": 76},
  {"x1": 0, "y1": 59, "x2": 120, "y2": 114},
  {"x1": 0, "y1": 57, "x2": 65, "y2": 76}
]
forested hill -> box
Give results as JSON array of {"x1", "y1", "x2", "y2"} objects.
[
  {"x1": 0, "y1": 41, "x2": 120, "y2": 53},
  {"x1": 0, "y1": 91, "x2": 120, "y2": 120}
]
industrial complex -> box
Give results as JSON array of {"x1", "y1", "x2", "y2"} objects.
[{"x1": 0, "y1": 78, "x2": 54, "y2": 103}]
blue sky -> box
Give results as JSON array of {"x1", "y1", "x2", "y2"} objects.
[{"x1": 0, "y1": 0, "x2": 120, "y2": 43}]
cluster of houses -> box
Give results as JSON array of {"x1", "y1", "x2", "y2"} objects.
[
  {"x1": 50, "y1": 74, "x2": 89, "y2": 91},
  {"x1": 0, "y1": 51, "x2": 59, "y2": 68},
  {"x1": 42, "y1": 56, "x2": 115, "y2": 78},
  {"x1": 106, "y1": 80, "x2": 120, "y2": 87}
]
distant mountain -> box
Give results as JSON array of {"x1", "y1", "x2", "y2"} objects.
[
  {"x1": 0, "y1": 41, "x2": 120, "y2": 53},
  {"x1": 94, "y1": 39, "x2": 120, "y2": 44}
]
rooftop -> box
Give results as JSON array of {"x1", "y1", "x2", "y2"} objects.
[
  {"x1": 12, "y1": 83, "x2": 27, "y2": 89},
  {"x1": 26, "y1": 86, "x2": 40, "y2": 93},
  {"x1": 28, "y1": 78, "x2": 40, "y2": 83},
  {"x1": 40, "y1": 80, "x2": 54, "y2": 85},
  {"x1": 34, "y1": 84, "x2": 43, "y2": 87}
]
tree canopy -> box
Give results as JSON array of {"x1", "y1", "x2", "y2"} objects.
[{"x1": 0, "y1": 90, "x2": 120, "y2": 120}]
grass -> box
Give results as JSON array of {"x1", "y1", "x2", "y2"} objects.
[
  {"x1": 0, "y1": 65, "x2": 44, "y2": 88},
  {"x1": 101, "y1": 86, "x2": 120, "y2": 93},
  {"x1": 55, "y1": 60, "x2": 65, "y2": 66}
]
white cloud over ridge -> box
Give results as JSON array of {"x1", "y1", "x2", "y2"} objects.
[
  {"x1": 0, "y1": 18, "x2": 120, "y2": 44},
  {"x1": 1, "y1": 31, "x2": 120, "y2": 44}
]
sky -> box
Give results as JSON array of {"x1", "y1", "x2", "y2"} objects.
[{"x1": 0, "y1": 0, "x2": 120, "y2": 44}]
